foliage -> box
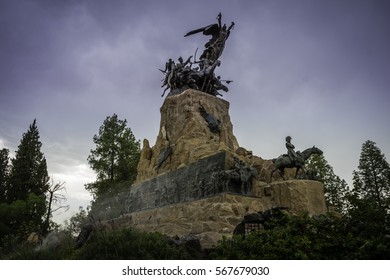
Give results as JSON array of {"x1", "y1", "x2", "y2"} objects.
[
  {"x1": 5, "y1": 120, "x2": 49, "y2": 236},
  {"x1": 210, "y1": 209, "x2": 390, "y2": 260},
  {"x1": 346, "y1": 194, "x2": 389, "y2": 240},
  {"x1": 2, "y1": 231, "x2": 75, "y2": 260},
  {"x1": 73, "y1": 227, "x2": 195, "y2": 260},
  {"x1": 352, "y1": 140, "x2": 390, "y2": 209},
  {"x1": 211, "y1": 211, "x2": 312, "y2": 259},
  {"x1": 7, "y1": 119, "x2": 49, "y2": 202},
  {"x1": 346, "y1": 141, "x2": 390, "y2": 254},
  {"x1": 63, "y1": 206, "x2": 90, "y2": 237},
  {"x1": 0, "y1": 148, "x2": 10, "y2": 203},
  {"x1": 0, "y1": 120, "x2": 52, "y2": 248},
  {"x1": 306, "y1": 154, "x2": 349, "y2": 213},
  {"x1": 2, "y1": 227, "x2": 198, "y2": 260},
  {"x1": 0, "y1": 192, "x2": 46, "y2": 249},
  {"x1": 3, "y1": 209, "x2": 389, "y2": 260},
  {"x1": 86, "y1": 114, "x2": 140, "y2": 198}
]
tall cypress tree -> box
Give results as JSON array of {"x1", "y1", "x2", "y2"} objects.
[
  {"x1": 6, "y1": 119, "x2": 49, "y2": 235},
  {"x1": 352, "y1": 140, "x2": 390, "y2": 209},
  {"x1": 346, "y1": 140, "x2": 390, "y2": 239},
  {"x1": 0, "y1": 148, "x2": 10, "y2": 203}
]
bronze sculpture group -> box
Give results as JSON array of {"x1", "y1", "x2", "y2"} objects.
[{"x1": 160, "y1": 13, "x2": 234, "y2": 97}]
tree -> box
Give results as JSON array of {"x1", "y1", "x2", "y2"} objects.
[
  {"x1": 6, "y1": 119, "x2": 49, "y2": 236},
  {"x1": 0, "y1": 148, "x2": 10, "y2": 203},
  {"x1": 352, "y1": 140, "x2": 390, "y2": 209},
  {"x1": 306, "y1": 154, "x2": 349, "y2": 213},
  {"x1": 7, "y1": 120, "x2": 49, "y2": 202},
  {"x1": 346, "y1": 140, "x2": 390, "y2": 243},
  {"x1": 64, "y1": 206, "x2": 90, "y2": 237},
  {"x1": 86, "y1": 114, "x2": 140, "y2": 198}
]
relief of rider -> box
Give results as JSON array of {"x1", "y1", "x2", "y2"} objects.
[{"x1": 285, "y1": 136, "x2": 298, "y2": 163}]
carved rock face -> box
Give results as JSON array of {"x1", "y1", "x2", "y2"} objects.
[
  {"x1": 135, "y1": 90, "x2": 239, "y2": 183},
  {"x1": 122, "y1": 180, "x2": 327, "y2": 248},
  {"x1": 199, "y1": 105, "x2": 221, "y2": 134}
]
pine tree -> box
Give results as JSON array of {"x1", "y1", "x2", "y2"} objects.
[
  {"x1": 6, "y1": 119, "x2": 49, "y2": 235},
  {"x1": 352, "y1": 140, "x2": 390, "y2": 209},
  {"x1": 86, "y1": 114, "x2": 140, "y2": 198},
  {"x1": 306, "y1": 154, "x2": 349, "y2": 213},
  {"x1": 0, "y1": 149, "x2": 11, "y2": 240},
  {"x1": 0, "y1": 148, "x2": 10, "y2": 203}
]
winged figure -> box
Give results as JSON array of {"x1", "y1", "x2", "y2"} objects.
[{"x1": 184, "y1": 13, "x2": 234, "y2": 62}]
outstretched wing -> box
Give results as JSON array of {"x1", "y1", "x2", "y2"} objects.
[
  {"x1": 184, "y1": 23, "x2": 219, "y2": 37},
  {"x1": 202, "y1": 23, "x2": 220, "y2": 36}
]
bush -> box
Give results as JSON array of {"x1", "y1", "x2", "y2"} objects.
[
  {"x1": 2, "y1": 232, "x2": 75, "y2": 260},
  {"x1": 210, "y1": 212, "x2": 313, "y2": 260},
  {"x1": 73, "y1": 227, "x2": 195, "y2": 260},
  {"x1": 4, "y1": 210, "x2": 390, "y2": 260},
  {"x1": 210, "y1": 210, "x2": 390, "y2": 260}
]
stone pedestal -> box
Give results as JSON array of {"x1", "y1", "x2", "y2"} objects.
[
  {"x1": 120, "y1": 194, "x2": 266, "y2": 248},
  {"x1": 112, "y1": 90, "x2": 328, "y2": 248},
  {"x1": 264, "y1": 180, "x2": 328, "y2": 215},
  {"x1": 136, "y1": 90, "x2": 239, "y2": 183},
  {"x1": 117, "y1": 179, "x2": 327, "y2": 248}
]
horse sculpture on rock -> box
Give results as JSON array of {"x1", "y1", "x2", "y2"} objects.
[{"x1": 270, "y1": 146, "x2": 323, "y2": 182}]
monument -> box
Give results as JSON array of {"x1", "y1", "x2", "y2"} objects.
[
  {"x1": 160, "y1": 13, "x2": 234, "y2": 97},
  {"x1": 109, "y1": 14, "x2": 327, "y2": 248}
]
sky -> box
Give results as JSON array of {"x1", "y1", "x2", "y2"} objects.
[{"x1": 1, "y1": 0, "x2": 389, "y2": 224}]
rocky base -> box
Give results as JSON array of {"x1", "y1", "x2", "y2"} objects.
[
  {"x1": 115, "y1": 180, "x2": 326, "y2": 248},
  {"x1": 136, "y1": 90, "x2": 239, "y2": 183},
  {"x1": 117, "y1": 194, "x2": 266, "y2": 248},
  {"x1": 264, "y1": 180, "x2": 327, "y2": 214}
]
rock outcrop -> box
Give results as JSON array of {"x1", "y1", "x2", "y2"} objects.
[{"x1": 136, "y1": 90, "x2": 239, "y2": 183}]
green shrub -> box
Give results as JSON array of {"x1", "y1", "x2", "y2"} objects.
[
  {"x1": 4, "y1": 232, "x2": 76, "y2": 260},
  {"x1": 210, "y1": 210, "x2": 390, "y2": 260},
  {"x1": 73, "y1": 227, "x2": 195, "y2": 260}
]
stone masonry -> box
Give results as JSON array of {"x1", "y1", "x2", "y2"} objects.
[{"x1": 113, "y1": 90, "x2": 328, "y2": 248}]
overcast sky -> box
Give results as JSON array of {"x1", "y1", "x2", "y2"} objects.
[{"x1": 1, "y1": 0, "x2": 389, "y2": 224}]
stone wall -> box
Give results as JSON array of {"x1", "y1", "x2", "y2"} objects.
[
  {"x1": 127, "y1": 151, "x2": 260, "y2": 213},
  {"x1": 115, "y1": 180, "x2": 327, "y2": 248},
  {"x1": 127, "y1": 152, "x2": 227, "y2": 212},
  {"x1": 117, "y1": 194, "x2": 266, "y2": 248}
]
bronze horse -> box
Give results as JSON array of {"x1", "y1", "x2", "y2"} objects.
[{"x1": 270, "y1": 146, "x2": 323, "y2": 182}]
